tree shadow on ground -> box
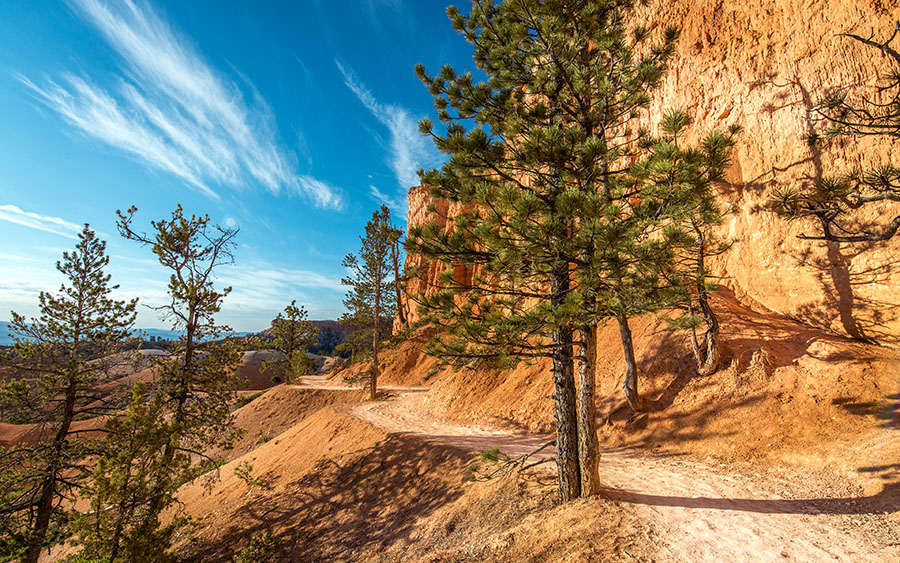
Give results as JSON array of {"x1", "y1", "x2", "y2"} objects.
[
  {"x1": 712, "y1": 287, "x2": 889, "y2": 368},
  {"x1": 596, "y1": 286, "x2": 896, "y2": 454},
  {"x1": 859, "y1": 463, "x2": 900, "y2": 481},
  {"x1": 181, "y1": 433, "x2": 470, "y2": 562},
  {"x1": 600, "y1": 480, "x2": 900, "y2": 516},
  {"x1": 832, "y1": 393, "x2": 899, "y2": 429}
]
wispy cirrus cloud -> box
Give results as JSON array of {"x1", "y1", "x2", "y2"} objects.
[
  {"x1": 18, "y1": 0, "x2": 343, "y2": 209},
  {"x1": 0, "y1": 204, "x2": 82, "y2": 239},
  {"x1": 215, "y1": 263, "x2": 344, "y2": 321},
  {"x1": 336, "y1": 60, "x2": 440, "y2": 215},
  {"x1": 220, "y1": 265, "x2": 344, "y2": 296}
]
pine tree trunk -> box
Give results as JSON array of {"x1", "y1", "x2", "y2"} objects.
[
  {"x1": 371, "y1": 329, "x2": 379, "y2": 401},
  {"x1": 696, "y1": 281, "x2": 720, "y2": 376},
  {"x1": 371, "y1": 288, "x2": 380, "y2": 401},
  {"x1": 575, "y1": 220, "x2": 600, "y2": 497},
  {"x1": 25, "y1": 478, "x2": 53, "y2": 563},
  {"x1": 693, "y1": 227, "x2": 720, "y2": 376},
  {"x1": 392, "y1": 240, "x2": 407, "y2": 331},
  {"x1": 25, "y1": 379, "x2": 78, "y2": 563},
  {"x1": 551, "y1": 265, "x2": 580, "y2": 503},
  {"x1": 576, "y1": 325, "x2": 600, "y2": 497},
  {"x1": 617, "y1": 314, "x2": 642, "y2": 412},
  {"x1": 688, "y1": 306, "x2": 703, "y2": 367}
]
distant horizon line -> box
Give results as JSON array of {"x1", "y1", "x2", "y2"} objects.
[{"x1": 0, "y1": 319, "x2": 344, "y2": 343}]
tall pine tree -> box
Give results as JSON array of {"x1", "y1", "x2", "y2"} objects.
[
  {"x1": 0, "y1": 226, "x2": 137, "y2": 563},
  {"x1": 110, "y1": 205, "x2": 243, "y2": 557},
  {"x1": 341, "y1": 205, "x2": 400, "y2": 400},
  {"x1": 408, "y1": 0, "x2": 677, "y2": 501},
  {"x1": 636, "y1": 110, "x2": 740, "y2": 376}
]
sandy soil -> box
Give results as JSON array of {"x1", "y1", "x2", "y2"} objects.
[
  {"x1": 335, "y1": 380, "x2": 900, "y2": 562},
  {"x1": 209, "y1": 384, "x2": 365, "y2": 462},
  {"x1": 23, "y1": 342, "x2": 899, "y2": 562},
  {"x1": 340, "y1": 289, "x2": 900, "y2": 479}
]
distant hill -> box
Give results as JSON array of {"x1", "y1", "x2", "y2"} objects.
[
  {"x1": 0, "y1": 323, "x2": 15, "y2": 347},
  {"x1": 257, "y1": 320, "x2": 350, "y2": 356},
  {"x1": 311, "y1": 320, "x2": 353, "y2": 339},
  {"x1": 0, "y1": 323, "x2": 254, "y2": 346},
  {"x1": 138, "y1": 328, "x2": 185, "y2": 341},
  {"x1": 258, "y1": 320, "x2": 349, "y2": 336}
]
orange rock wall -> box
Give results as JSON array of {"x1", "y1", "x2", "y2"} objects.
[
  {"x1": 401, "y1": 185, "x2": 476, "y2": 328},
  {"x1": 402, "y1": 0, "x2": 900, "y2": 344},
  {"x1": 638, "y1": 0, "x2": 900, "y2": 342}
]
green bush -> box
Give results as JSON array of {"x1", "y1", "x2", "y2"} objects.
[
  {"x1": 235, "y1": 390, "x2": 268, "y2": 409},
  {"x1": 233, "y1": 533, "x2": 282, "y2": 563}
]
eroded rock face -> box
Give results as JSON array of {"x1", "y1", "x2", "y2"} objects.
[
  {"x1": 640, "y1": 0, "x2": 900, "y2": 343},
  {"x1": 401, "y1": 185, "x2": 477, "y2": 328},
  {"x1": 402, "y1": 0, "x2": 900, "y2": 344}
]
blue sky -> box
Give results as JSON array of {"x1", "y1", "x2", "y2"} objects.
[{"x1": 0, "y1": 0, "x2": 472, "y2": 331}]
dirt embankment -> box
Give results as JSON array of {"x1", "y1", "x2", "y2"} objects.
[
  {"x1": 209, "y1": 385, "x2": 365, "y2": 462},
  {"x1": 172, "y1": 397, "x2": 656, "y2": 563},
  {"x1": 170, "y1": 377, "x2": 898, "y2": 562},
  {"x1": 173, "y1": 405, "x2": 470, "y2": 562},
  {"x1": 341, "y1": 288, "x2": 899, "y2": 479}
]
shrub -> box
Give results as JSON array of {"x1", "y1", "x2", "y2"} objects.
[
  {"x1": 235, "y1": 390, "x2": 268, "y2": 409},
  {"x1": 232, "y1": 533, "x2": 282, "y2": 563}
]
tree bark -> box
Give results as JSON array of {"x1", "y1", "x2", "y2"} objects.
[
  {"x1": 692, "y1": 228, "x2": 720, "y2": 376},
  {"x1": 372, "y1": 282, "x2": 380, "y2": 401},
  {"x1": 576, "y1": 325, "x2": 601, "y2": 497},
  {"x1": 551, "y1": 265, "x2": 580, "y2": 503},
  {"x1": 695, "y1": 281, "x2": 720, "y2": 376},
  {"x1": 616, "y1": 314, "x2": 642, "y2": 412},
  {"x1": 24, "y1": 379, "x2": 78, "y2": 563},
  {"x1": 25, "y1": 476, "x2": 54, "y2": 563},
  {"x1": 371, "y1": 328, "x2": 379, "y2": 401},
  {"x1": 392, "y1": 239, "x2": 407, "y2": 331},
  {"x1": 574, "y1": 108, "x2": 602, "y2": 498}
]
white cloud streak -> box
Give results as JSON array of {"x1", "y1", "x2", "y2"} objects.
[
  {"x1": 18, "y1": 0, "x2": 343, "y2": 209},
  {"x1": 0, "y1": 205, "x2": 82, "y2": 239},
  {"x1": 336, "y1": 60, "x2": 439, "y2": 216},
  {"x1": 369, "y1": 184, "x2": 398, "y2": 210},
  {"x1": 215, "y1": 264, "x2": 344, "y2": 322},
  {"x1": 220, "y1": 265, "x2": 344, "y2": 296}
]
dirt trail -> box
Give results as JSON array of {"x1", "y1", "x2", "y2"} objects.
[{"x1": 295, "y1": 377, "x2": 899, "y2": 561}]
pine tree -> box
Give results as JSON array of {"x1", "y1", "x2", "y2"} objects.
[
  {"x1": 390, "y1": 221, "x2": 409, "y2": 332},
  {"x1": 108, "y1": 205, "x2": 243, "y2": 557},
  {"x1": 771, "y1": 24, "x2": 900, "y2": 242},
  {"x1": 408, "y1": 0, "x2": 676, "y2": 501},
  {"x1": 262, "y1": 300, "x2": 319, "y2": 382},
  {"x1": 337, "y1": 286, "x2": 374, "y2": 367},
  {"x1": 341, "y1": 205, "x2": 399, "y2": 400},
  {"x1": 632, "y1": 110, "x2": 740, "y2": 376},
  {"x1": 0, "y1": 225, "x2": 137, "y2": 563},
  {"x1": 68, "y1": 383, "x2": 179, "y2": 563}
]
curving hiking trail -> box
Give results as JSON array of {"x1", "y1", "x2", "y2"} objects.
[{"x1": 298, "y1": 377, "x2": 900, "y2": 562}]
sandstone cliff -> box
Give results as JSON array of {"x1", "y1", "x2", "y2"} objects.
[
  {"x1": 403, "y1": 0, "x2": 900, "y2": 344},
  {"x1": 639, "y1": 0, "x2": 900, "y2": 343}
]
